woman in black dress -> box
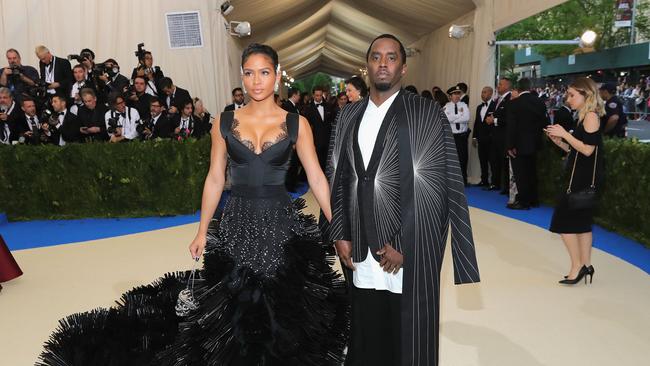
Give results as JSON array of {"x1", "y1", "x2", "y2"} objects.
[
  {"x1": 38, "y1": 44, "x2": 348, "y2": 365},
  {"x1": 545, "y1": 77, "x2": 605, "y2": 285}
]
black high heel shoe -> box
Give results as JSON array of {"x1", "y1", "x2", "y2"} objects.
[
  {"x1": 559, "y1": 265, "x2": 589, "y2": 285},
  {"x1": 586, "y1": 265, "x2": 595, "y2": 284}
]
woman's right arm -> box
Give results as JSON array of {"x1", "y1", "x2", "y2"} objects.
[{"x1": 189, "y1": 114, "x2": 228, "y2": 259}]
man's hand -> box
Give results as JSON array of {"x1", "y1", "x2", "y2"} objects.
[
  {"x1": 48, "y1": 82, "x2": 60, "y2": 89},
  {"x1": 0, "y1": 113, "x2": 7, "y2": 122},
  {"x1": 2, "y1": 68, "x2": 11, "y2": 76},
  {"x1": 472, "y1": 138, "x2": 478, "y2": 147},
  {"x1": 377, "y1": 243, "x2": 403, "y2": 274},
  {"x1": 335, "y1": 240, "x2": 355, "y2": 271},
  {"x1": 485, "y1": 115, "x2": 494, "y2": 125},
  {"x1": 87, "y1": 126, "x2": 101, "y2": 134},
  {"x1": 169, "y1": 106, "x2": 178, "y2": 114},
  {"x1": 174, "y1": 127, "x2": 181, "y2": 135},
  {"x1": 507, "y1": 148, "x2": 517, "y2": 158}
]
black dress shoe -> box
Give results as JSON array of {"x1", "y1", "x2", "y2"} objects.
[{"x1": 506, "y1": 201, "x2": 530, "y2": 210}]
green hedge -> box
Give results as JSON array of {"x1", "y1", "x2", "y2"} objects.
[
  {"x1": 0, "y1": 138, "x2": 211, "y2": 220},
  {"x1": 1, "y1": 136, "x2": 648, "y2": 247},
  {"x1": 538, "y1": 138, "x2": 650, "y2": 247}
]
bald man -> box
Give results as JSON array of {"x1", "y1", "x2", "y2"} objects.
[{"x1": 472, "y1": 86, "x2": 497, "y2": 188}]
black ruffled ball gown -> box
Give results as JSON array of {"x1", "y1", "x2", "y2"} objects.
[{"x1": 37, "y1": 111, "x2": 349, "y2": 366}]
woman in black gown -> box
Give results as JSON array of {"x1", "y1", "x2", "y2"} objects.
[
  {"x1": 545, "y1": 77, "x2": 605, "y2": 286},
  {"x1": 38, "y1": 44, "x2": 348, "y2": 365}
]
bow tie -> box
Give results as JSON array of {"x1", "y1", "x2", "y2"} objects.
[
  {"x1": 118, "y1": 112, "x2": 126, "y2": 118},
  {"x1": 315, "y1": 103, "x2": 322, "y2": 107},
  {"x1": 57, "y1": 112, "x2": 65, "y2": 116}
]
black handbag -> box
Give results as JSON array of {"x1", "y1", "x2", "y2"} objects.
[{"x1": 566, "y1": 146, "x2": 598, "y2": 210}]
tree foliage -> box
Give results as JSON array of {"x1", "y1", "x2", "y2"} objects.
[{"x1": 292, "y1": 72, "x2": 333, "y2": 94}]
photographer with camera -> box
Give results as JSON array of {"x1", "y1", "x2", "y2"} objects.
[
  {"x1": 69, "y1": 64, "x2": 90, "y2": 115},
  {"x1": 127, "y1": 76, "x2": 152, "y2": 120},
  {"x1": 98, "y1": 59, "x2": 129, "y2": 101},
  {"x1": 105, "y1": 92, "x2": 140, "y2": 143},
  {"x1": 0, "y1": 87, "x2": 21, "y2": 144},
  {"x1": 171, "y1": 99, "x2": 209, "y2": 141},
  {"x1": 15, "y1": 97, "x2": 42, "y2": 144},
  {"x1": 76, "y1": 88, "x2": 108, "y2": 142},
  {"x1": 0, "y1": 49, "x2": 39, "y2": 102},
  {"x1": 159, "y1": 77, "x2": 191, "y2": 116},
  {"x1": 131, "y1": 44, "x2": 164, "y2": 97},
  {"x1": 193, "y1": 97, "x2": 212, "y2": 129},
  {"x1": 41, "y1": 94, "x2": 80, "y2": 146},
  {"x1": 139, "y1": 97, "x2": 170, "y2": 140},
  {"x1": 36, "y1": 45, "x2": 73, "y2": 98}
]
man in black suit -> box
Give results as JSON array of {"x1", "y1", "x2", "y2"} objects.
[
  {"x1": 0, "y1": 87, "x2": 23, "y2": 144},
  {"x1": 43, "y1": 94, "x2": 81, "y2": 145},
  {"x1": 76, "y1": 88, "x2": 109, "y2": 142},
  {"x1": 223, "y1": 87, "x2": 245, "y2": 111},
  {"x1": 0, "y1": 48, "x2": 39, "y2": 103},
  {"x1": 35, "y1": 45, "x2": 73, "y2": 98},
  {"x1": 506, "y1": 78, "x2": 550, "y2": 210},
  {"x1": 98, "y1": 59, "x2": 130, "y2": 100},
  {"x1": 14, "y1": 97, "x2": 46, "y2": 145},
  {"x1": 127, "y1": 76, "x2": 153, "y2": 120},
  {"x1": 170, "y1": 99, "x2": 209, "y2": 140},
  {"x1": 131, "y1": 51, "x2": 165, "y2": 97},
  {"x1": 472, "y1": 86, "x2": 496, "y2": 188},
  {"x1": 142, "y1": 97, "x2": 171, "y2": 140},
  {"x1": 281, "y1": 87, "x2": 301, "y2": 114},
  {"x1": 303, "y1": 85, "x2": 334, "y2": 169},
  {"x1": 159, "y1": 77, "x2": 191, "y2": 116},
  {"x1": 553, "y1": 97, "x2": 576, "y2": 132},
  {"x1": 485, "y1": 77, "x2": 512, "y2": 193},
  {"x1": 458, "y1": 82, "x2": 469, "y2": 105}
]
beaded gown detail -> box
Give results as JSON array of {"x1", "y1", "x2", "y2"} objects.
[{"x1": 38, "y1": 111, "x2": 349, "y2": 366}]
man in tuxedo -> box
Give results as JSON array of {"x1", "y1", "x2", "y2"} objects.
[
  {"x1": 472, "y1": 86, "x2": 497, "y2": 188},
  {"x1": 457, "y1": 82, "x2": 469, "y2": 105},
  {"x1": 281, "y1": 87, "x2": 301, "y2": 114},
  {"x1": 142, "y1": 97, "x2": 171, "y2": 140},
  {"x1": 553, "y1": 97, "x2": 576, "y2": 132},
  {"x1": 159, "y1": 77, "x2": 191, "y2": 116},
  {"x1": 98, "y1": 59, "x2": 129, "y2": 100},
  {"x1": 35, "y1": 45, "x2": 73, "y2": 98},
  {"x1": 506, "y1": 78, "x2": 549, "y2": 210},
  {"x1": 131, "y1": 51, "x2": 164, "y2": 97},
  {"x1": 485, "y1": 77, "x2": 512, "y2": 193},
  {"x1": 223, "y1": 87, "x2": 245, "y2": 111},
  {"x1": 76, "y1": 88, "x2": 109, "y2": 142},
  {"x1": 303, "y1": 85, "x2": 334, "y2": 169},
  {"x1": 0, "y1": 87, "x2": 23, "y2": 144},
  {"x1": 43, "y1": 94, "x2": 80, "y2": 146},
  {"x1": 170, "y1": 100, "x2": 209, "y2": 140},
  {"x1": 127, "y1": 76, "x2": 153, "y2": 120},
  {"x1": 0, "y1": 49, "x2": 39, "y2": 102},
  {"x1": 14, "y1": 97, "x2": 45, "y2": 145}
]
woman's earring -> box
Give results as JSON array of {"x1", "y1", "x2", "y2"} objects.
[
  {"x1": 274, "y1": 82, "x2": 279, "y2": 93},
  {"x1": 242, "y1": 85, "x2": 247, "y2": 94}
]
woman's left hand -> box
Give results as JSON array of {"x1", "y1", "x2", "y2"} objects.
[{"x1": 544, "y1": 124, "x2": 568, "y2": 139}]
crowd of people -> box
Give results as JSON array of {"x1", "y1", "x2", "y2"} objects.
[{"x1": 0, "y1": 46, "x2": 212, "y2": 146}]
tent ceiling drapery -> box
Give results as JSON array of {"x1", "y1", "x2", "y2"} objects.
[{"x1": 226, "y1": 0, "x2": 476, "y2": 78}]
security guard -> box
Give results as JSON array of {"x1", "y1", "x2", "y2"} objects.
[
  {"x1": 598, "y1": 83, "x2": 627, "y2": 138},
  {"x1": 444, "y1": 85, "x2": 470, "y2": 184}
]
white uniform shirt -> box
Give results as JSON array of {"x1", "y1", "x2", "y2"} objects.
[
  {"x1": 444, "y1": 101, "x2": 470, "y2": 134},
  {"x1": 353, "y1": 89, "x2": 403, "y2": 294}
]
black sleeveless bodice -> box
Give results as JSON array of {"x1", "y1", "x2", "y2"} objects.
[{"x1": 220, "y1": 111, "x2": 299, "y2": 192}]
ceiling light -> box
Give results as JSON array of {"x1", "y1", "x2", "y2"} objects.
[
  {"x1": 226, "y1": 21, "x2": 251, "y2": 37},
  {"x1": 449, "y1": 25, "x2": 473, "y2": 39}
]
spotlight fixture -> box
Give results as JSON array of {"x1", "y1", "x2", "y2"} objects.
[
  {"x1": 220, "y1": 1, "x2": 234, "y2": 16},
  {"x1": 448, "y1": 24, "x2": 473, "y2": 39},
  {"x1": 405, "y1": 47, "x2": 421, "y2": 57},
  {"x1": 226, "y1": 21, "x2": 251, "y2": 37},
  {"x1": 579, "y1": 30, "x2": 597, "y2": 48}
]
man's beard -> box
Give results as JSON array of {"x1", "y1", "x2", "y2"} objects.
[{"x1": 374, "y1": 82, "x2": 392, "y2": 91}]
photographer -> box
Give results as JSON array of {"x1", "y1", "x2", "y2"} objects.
[
  {"x1": 141, "y1": 97, "x2": 170, "y2": 140},
  {"x1": 0, "y1": 49, "x2": 39, "y2": 102},
  {"x1": 42, "y1": 94, "x2": 80, "y2": 146},
  {"x1": 0, "y1": 87, "x2": 21, "y2": 144},
  {"x1": 69, "y1": 64, "x2": 89, "y2": 114},
  {"x1": 98, "y1": 59, "x2": 129, "y2": 100},
  {"x1": 35, "y1": 45, "x2": 73, "y2": 98},
  {"x1": 131, "y1": 47, "x2": 164, "y2": 96},
  {"x1": 171, "y1": 99, "x2": 208, "y2": 140},
  {"x1": 193, "y1": 97, "x2": 212, "y2": 129},
  {"x1": 159, "y1": 77, "x2": 191, "y2": 116},
  {"x1": 76, "y1": 88, "x2": 108, "y2": 142},
  {"x1": 126, "y1": 76, "x2": 152, "y2": 120},
  {"x1": 15, "y1": 97, "x2": 45, "y2": 145},
  {"x1": 105, "y1": 92, "x2": 140, "y2": 143}
]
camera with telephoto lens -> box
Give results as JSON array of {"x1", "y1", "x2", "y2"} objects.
[
  {"x1": 135, "y1": 118, "x2": 152, "y2": 137},
  {"x1": 135, "y1": 43, "x2": 147, "y2": 61},
  {"x1": 68, "y1": 51, "x2": 94, "y2": 64}
]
